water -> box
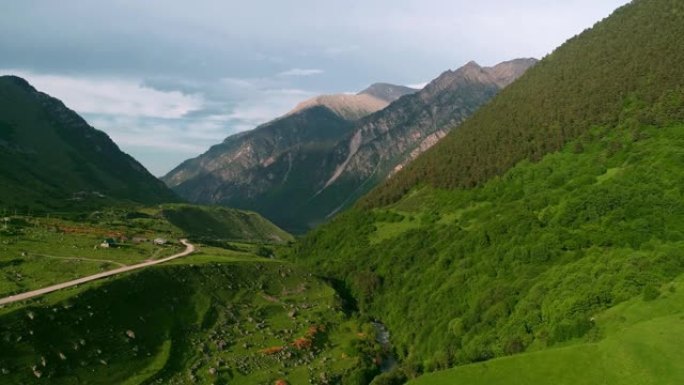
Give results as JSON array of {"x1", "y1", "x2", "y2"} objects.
[{"x1": 372, "y1": 321, "x2": 397, "y2": 372}]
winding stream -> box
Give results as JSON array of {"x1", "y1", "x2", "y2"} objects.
[{"x1": 372, "y1": 321, "x2": 397, "y2": 372}]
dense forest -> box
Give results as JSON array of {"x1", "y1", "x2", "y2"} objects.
[
  {"x1": 361, "y1": 0, "x2": 684, "y2": 208},
  {"x1": 294, "y1": 0, "x2": 684, "y2": 382}
]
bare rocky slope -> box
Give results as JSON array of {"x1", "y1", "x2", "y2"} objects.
[{"x1": 163, "y1": 60, "x2": 536, "y2": 233}]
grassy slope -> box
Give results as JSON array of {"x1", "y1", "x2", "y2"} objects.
[
  {"x1": 0, "y1": 205, "x2": 292, "y2": 298},
  {"x1": 0, "y1": 247, "x2": 381, "y2": 385},
  {"x1": 410, "y1": 275, "x2": 684, "y2": 385},
  {"x1": 158, "y1": 204, "x2": 294, "y2": 245},
  {"x1": 0, "y1": 213, "x2": 183, "y2": 297}
]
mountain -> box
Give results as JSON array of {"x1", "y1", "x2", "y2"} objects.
[
  {"x1": 311, "y1": 59, "x2": 537, "y2": 218},
  {"x1": 0, "y1": 76, "x2": 178, "y2": 210},
  {"x1": 164, "y1": 61, "x2": 534, "y2": 233},
  {"x1": 163, "y1": 105, "x2": 356, "y2": 233},
  {"x1": 359, "y1": 82, "x2": 420, "y2": 102},
  {"x1": 296, "y1": 0, "x2": 684, "y2": 382},
  {"x1": 288, "y1": 93, "x2": 388, "y2": 121},
  {"x1": 286, "y1": 84, "x2": 417, "y2": 121}
]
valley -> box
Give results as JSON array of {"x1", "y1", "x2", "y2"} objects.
[
  {"x1": 0, "y1": 210, "x2": 385, "y2": 384},
  {"x1": 2, "y1": 0, "x2": 684, "y2": 384}
]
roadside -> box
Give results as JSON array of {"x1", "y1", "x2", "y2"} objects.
[{"x1": 0, "y1": 239, "x2": 194, "y2": 306}]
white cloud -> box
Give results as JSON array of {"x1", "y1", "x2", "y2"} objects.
[
  {"x1": 0, "y1": 70, "x2": 204, "y2": 119},
  {"x1": 406, "y1": 82, "x2": 428, "y2": 89},
  {"x1": 277, "y1": 68, "x2": 324, "y2": 77}
]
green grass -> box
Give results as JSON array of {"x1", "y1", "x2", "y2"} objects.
[
  {"x1": 0, "y1": 245, "x2": 383, "y2": 384},
  {"x1": 0, "y1": 204, "x2": 293, "y2": 299},
  {"x1": 121, "y1": 340, "x2": 172, "y2": 385},
  {"x1": 157, "y1": 204, "x2": 294, "y2": 245},
  {"x1": 409, "y1": 276, "x2": 684, "y2": 385},
  {"x1": 0, "y1": 215, "x2": 182, "y2": 297}
]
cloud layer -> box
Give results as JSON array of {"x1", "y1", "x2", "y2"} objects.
[{"x1": 0, "y1": 0, "x2": 631, "y2": 176}]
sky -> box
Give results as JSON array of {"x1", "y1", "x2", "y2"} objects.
[{"x1": 1, "y1": 0, "x2": 630, "y2": 176}]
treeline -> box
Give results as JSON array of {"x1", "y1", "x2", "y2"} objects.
[{"x1": 361, "y1": 0, "x2": 684, "y2": 208}]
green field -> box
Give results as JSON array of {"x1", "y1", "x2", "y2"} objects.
[{"x1": 0, "y1": 214, "x2": 183, "y2": 297}]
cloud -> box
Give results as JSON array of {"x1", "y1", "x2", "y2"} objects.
[
  {"x1": 278, "y1": 68, "x2": 324, "y2": 77},
  {"x1": 406, "y1": 82, "x2": 428, "y2": 89},
  {"x1": 1, "y1": 70, "x2": 204, "y2": 119}
]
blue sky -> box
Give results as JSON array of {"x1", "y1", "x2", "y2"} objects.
[{"x1": 1, "y1": 0, "x2": 630, "y2": 175}]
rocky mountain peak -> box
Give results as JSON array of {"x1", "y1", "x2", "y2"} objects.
[
  {"x1": 358, "y1": 83, "x2": 418, "y2": 103},
  {"x1": 287, "y1": 93, "x2": 389, "y2": 121},
  {"x1": 488, "y1": 58, "x2": 539, "y2": 87}
]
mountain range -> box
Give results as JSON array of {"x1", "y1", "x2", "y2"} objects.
[{"x1": 163, "y1": 59, "x2": 536, "y2": 232}]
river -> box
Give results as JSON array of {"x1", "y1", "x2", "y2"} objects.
[{"x1": 372, "y1": 321, "x2": 397, "y2": 372}]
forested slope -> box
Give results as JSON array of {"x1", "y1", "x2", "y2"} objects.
[
  {"x1": 362, "y1": 0, "x2": 684, "y2": 207},
  {"x1": 295, "y1": 0, "x2": 684, "y2": 381}
]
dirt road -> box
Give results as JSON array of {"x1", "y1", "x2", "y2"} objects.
[{"x1": 0, "y1": 239, "x2": 195, "y2": 306}]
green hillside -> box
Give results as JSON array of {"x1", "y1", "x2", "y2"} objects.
[
  {"x1": 0, "y1": 205, "x2": 293, "y2": 299},
  {"x1": 409, "y1": 274, "x2": 684, "y2": 385},
  {"x1": 295, "y1": 0, "x2": 684, "y2": 382},
  {"x1": 363, "y1": 0, "x2": 684, "y2": 207},
  {"x1": 298, "y1": 123, "x2": 684, "y2": 376},
  {"x1": 158, "y1": 204, "x2": 294, "y2": 245},
  {"x1": 0, "y1": 76, "x2": 179, "y2": 211},
  {"x1": 0, "y1": 249, "x2": 382, "y2": 384}
]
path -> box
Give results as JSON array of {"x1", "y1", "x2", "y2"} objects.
[
  {"x1": 0, "y1": 239, "x2": 195, "y2": 306},
  {"x1": 33, "y1": 254, "x2": 127, "y2": 267}
]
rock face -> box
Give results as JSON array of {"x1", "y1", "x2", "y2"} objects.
[
  {"x1": 287, "y1": 83, "x2": 418, "y2": 121},
  {"x1": 0, "y1": 76, "x2": 179, "y2": 210},
  {"x1": 164, "y1": 106, "x2": 355, "y2": 232},
  {"x1": 287, "y1": 93, "x2": 391, "y2": 121},
  {"x1": 164, "y1": 60, "x2": 536, "y2": 233},
  {"x1": 313, "y1": 59, "x2": 538, "y2": 218},
  {"x1": 358, "y1": 83, "x2": 420, "y2": 102}
]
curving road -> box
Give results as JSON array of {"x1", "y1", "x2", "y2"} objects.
[{"x1": 0, "y1": 239, "x2": 195, "y2": 306}]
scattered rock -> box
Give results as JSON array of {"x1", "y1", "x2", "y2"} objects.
[{"x1": 126, "y1": 330, "x2": 136, "y2": 339}]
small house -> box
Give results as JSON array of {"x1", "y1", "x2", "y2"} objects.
[
  {"x1": 153, "y1": 238, "x2": 167, "y2": 246},
  {"x1": 100, "y1": 238, "x2": 117, "y2": 248}
]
